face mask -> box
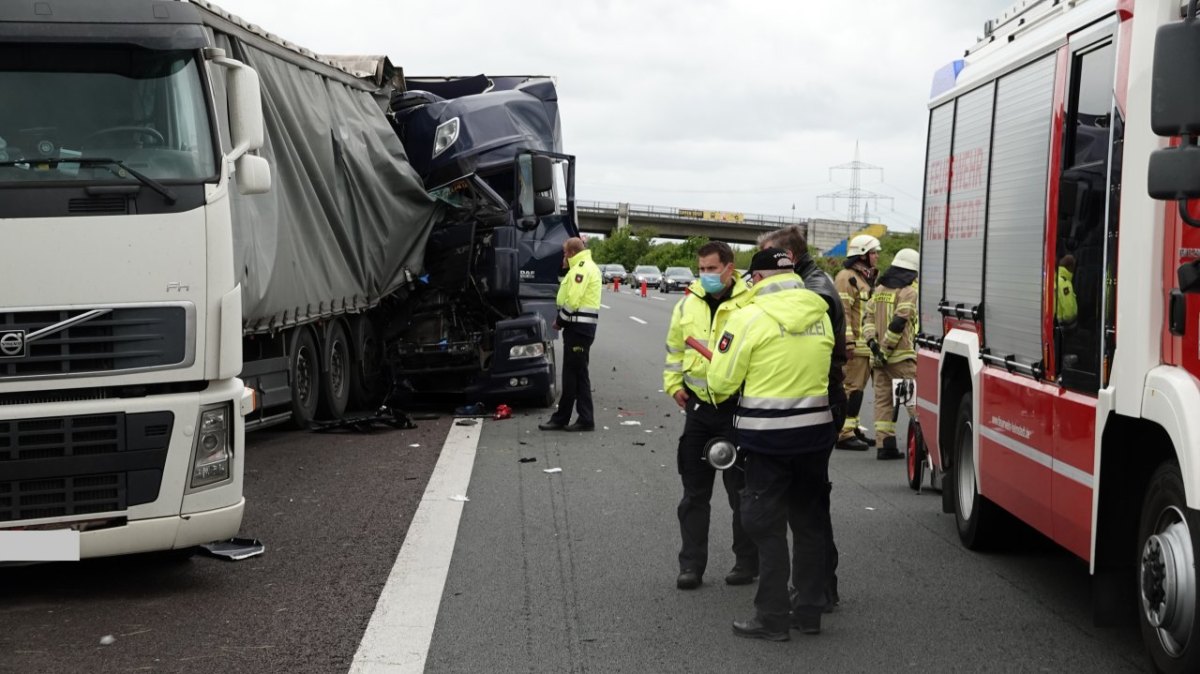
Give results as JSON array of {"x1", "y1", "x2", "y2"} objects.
[{"x1": 699, "y1": 273, "x2": 726, "y2": 294}]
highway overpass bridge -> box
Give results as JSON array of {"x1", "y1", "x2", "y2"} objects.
[{"x1": 576, "y1": 201, "x2": 868, "y2": 251}]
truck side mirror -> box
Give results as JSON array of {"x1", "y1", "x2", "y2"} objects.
[
  {"x1": 1148, "y1": 6, "x2": 1200, "y2": 225},
  {"x1": 207, "y1": 50, "x2": 272, "y2": 195},
  {"x1": 516, "y1": 154, "x2": 557, "y2": 220},
  {"x1": 236, "y1": 154, "x2": 271, "y2": 195},
  {"x1": 532, "y1": 155, "x2": 553, "y2": 192}
]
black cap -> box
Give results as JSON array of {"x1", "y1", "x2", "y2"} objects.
[{"x1": 747, "y1": 247, "x2": 793, "y2": 273}]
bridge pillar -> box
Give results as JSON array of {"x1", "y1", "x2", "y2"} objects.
[{"x1": 617, "y1": 202, "x2": 630, "y2": 230}]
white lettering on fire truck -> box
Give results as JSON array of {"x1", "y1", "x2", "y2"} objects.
[{"x1": 990, "y1": 416, "x2": 1033, "y2": 440}]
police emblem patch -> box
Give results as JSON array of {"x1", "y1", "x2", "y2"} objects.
[
  {"x1": 718, "y1": 331, "x2": 734, "y2": 353},
  {"x1": 575, "y1": 273, "x2": 584, "y2": 283}
]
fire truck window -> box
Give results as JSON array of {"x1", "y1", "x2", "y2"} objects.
[{"x1": 1056, "y1": 41, "x2": 1115, "y2": 393}]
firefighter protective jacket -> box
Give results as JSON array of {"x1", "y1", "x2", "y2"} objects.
[
  {"x1": 835, "y1": 265, "x2": 874, "y2": 357},
  {"x1": 707, "y1": 274, "x2": 836, "y2": 455},
  {"x1": 863, "y1": 271, "x2": 919, "y2": 364},
  {"x1": 663, "y1": 275, "x2": 750, "y2": 405},
  {"x1": 556, "y1": 249, "x2": 602, "y2": 338}
]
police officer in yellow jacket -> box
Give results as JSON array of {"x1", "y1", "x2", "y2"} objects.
[
  {"x1": 708, "y1": 248, "x2": 836, "y2": 641},
  {"x1": 863, "y1": 248, "x2": 919, "y2": 460},
  {"x1": 539, "y1": 237, "x2": 601, "y2": 432},
  {"x1": 664, "y1": 241, "x2": 756, "y2": 590}
]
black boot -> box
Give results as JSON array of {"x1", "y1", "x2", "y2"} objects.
[
  {"x1": 877, "y1": 436, "x2": 903, "y2": 460},
  {"x1": 732, "y1": 616, "x2": 790, "y2": 641},
  {"x1": 724, "y1": 564, "x2": 757, "y2": 586},
  {"x1": 855, "y1": 427, "x2": 876, "y2": 447},
  {"x1": 836, "y1": 434, "x2": 869, "y2": 451}
]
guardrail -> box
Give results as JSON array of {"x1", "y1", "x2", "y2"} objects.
[{"x1": 576, "y1": 200, "x2": 808, "y2": 229}]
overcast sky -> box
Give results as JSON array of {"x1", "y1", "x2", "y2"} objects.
[{"x1": 213, "y1": 0, "x2": 1015, "y2": 233}]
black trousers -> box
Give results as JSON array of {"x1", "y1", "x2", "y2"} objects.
[
  {"x1": 551, "y1": 329, "x2": 593, "y2": 426},
  {"x1": 677, "y1": 393, "x2": 756, "y2": 575},
  {"x1": 740, "y1": 449, "x2": 831, "y2": 627}
]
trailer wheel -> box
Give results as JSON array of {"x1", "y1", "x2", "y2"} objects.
[
  {"x1": 348, "y1": 315, "x2": 387, "y2": 410},
  {"x1": 288, "y1": 327, "x2": 320, "y2": 429},
  {"x1": 1137, "y1": 463, "x2": 1200, "y2": 674},
  {"x1": 952, "y1": 391, "x2": 998, "y2": 549},
  {"x1": 318, "y1": 320, "x2": 351, "y2": 420},
  {"x1": 906, "y1": 421, "x2": 925, "y2": 491}
]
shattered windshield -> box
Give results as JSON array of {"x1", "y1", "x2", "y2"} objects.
[{"x1": 0, "y1": 45, "x2": 216, "y2": 184}]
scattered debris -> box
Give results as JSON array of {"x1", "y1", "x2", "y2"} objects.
[
  {"x1": 454, "y1": 402, "x2": 487, "y2": 416},
  {"x1": 632, "y1": 441, "x2": 646, "y2": 446},
  {"x1": 620, "y1": 420, "x2": 642, "y2": 426},
  {"x1": 455, "y1": 419, "x2": 478, "y2": 426},
  {"x1": 543, "y1": 467, "x2": 563, "y2": 474},
  {"x1": 519, "y1": 441, "x2": 528, "y2": 445},
  {"x1": 449, "y1": 495, "x2": 470, "y2": 502},
  {"x1": 99, "y1": 635, "x2": 115, "y2": 646},
  {"x1": 493, "y1": 404, "x2": 513, "y2": 420},
  {"x1": 865, "y1": 507, "x2": 876, "y2": 511},
  {"x1": 199, "y1": 538, "x2": 265, "y2": 561},
  {"x1": 603, "y1": 426, "x2": 610, "y2": 430},
  {"x1": 519, "y1": 457, "x2": 537, "y2": 463},
  {"x1": 408, "y1": 443, "x2": 421, "y2": 448},
  {"x1": 617, "y1": 410, "x2": 645, "y2": 417},
  {"x1": 311, "y1": 406, "x2": 415, "y2": 432}
]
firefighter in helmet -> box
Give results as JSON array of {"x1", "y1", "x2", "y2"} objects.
[
  {"x1": 863, "y1": 248, "x2": 919, "y2": 460},
  {"x1": 834, "y1": 234, "x2": 881, "y2": 451}
]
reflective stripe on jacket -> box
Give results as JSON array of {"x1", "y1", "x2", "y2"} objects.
[
  {"x1": 834, "y1": 266, "x2": 873, "y2": 357},
  {"x1": 707, "y1": 273, "x2": 836, "y2": 455},
  {"x1": 556, "y1": 249, "x2": 603, "y2": 337},
  {"x1": 863, "y1": 281, "x2": 918, "y2": 363},
  {"x1": 663, "y1": 276, "x2": 749, "y2": 405}
]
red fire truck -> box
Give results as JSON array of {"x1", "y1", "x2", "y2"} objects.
[{"x1": 911, "y1": 0, "x2": 1200, "y2": 670}]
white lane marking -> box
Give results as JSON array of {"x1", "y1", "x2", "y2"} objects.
[
  {"x1": 349, "y1": 420, "x2": 483, "y2": 673},
  {"x1": 650, "y1": 296, "x2": 666, "y2": 302},
  {"x1": 979, "y1": 426, "x2": 1094, "y2": 489},
  {"x1": 630, "y1": 316, "x2": 648, "y2": 325},
  {"x1": 600, "y1": 303, "x2": 611, "y2": 309}
]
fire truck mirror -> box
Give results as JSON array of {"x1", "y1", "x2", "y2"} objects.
[
  {"x1": 1148, "y1": 145, "x2": 1200, "y2": 200},
  {"x1": 1151, "y1": 17, "x2": 1200, "y2": 137}
]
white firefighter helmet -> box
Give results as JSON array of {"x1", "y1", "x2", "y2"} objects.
[
  {"x1": 847, "y1": 234, "x2": 882, "y2": 257},
  {"x1": 892, "y1": 248, "x2": 920, "y2": 272}
]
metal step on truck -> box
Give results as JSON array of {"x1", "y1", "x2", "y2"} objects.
[{"x1": 0, "y1": 0, "x2": 574, "y2": 562}]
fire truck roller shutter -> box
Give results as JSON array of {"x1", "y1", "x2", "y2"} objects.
[
  {"x1": 982, "y1": 54, "x2": 1057, "y2": 367},
  {"x1": 920, "y1": 103, "x2": 953, "y2": 339},
  {"x1": 943, "y1": 82, "x2": 993, "y2": 312}
]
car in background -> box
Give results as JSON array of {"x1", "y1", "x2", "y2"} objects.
[
  {"x1": 659, "y1": 267, "x2": 695, "y2": 293},
  {"x1": 628, "y1": 265, "x2": 662, "y2": 289},
  {"x1": 601, "y1": 264, "x2": 627, "y2": 284}
]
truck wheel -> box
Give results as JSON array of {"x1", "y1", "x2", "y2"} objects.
[
  {"x1": 952, "y1": 391, "x2": 998, "y2": 549},
  {"x1": 1138, "y1": 463, "x2": 1200, "y2": 674},
  {"x1": 348, "y1": 315, "x2": 387, "y2": 410},
  {"x1": 906, "y1": 421, "x2": 925, "y2": 491},
  {"x1": 318, "y1": 320, "x2": 351, "y2": 420},
  {"x1": 288, "y1": 327, "x2": 320, "y2": 429},
  {"x1": 539, "y1": 344, "x2": 558, "y2": 408}
]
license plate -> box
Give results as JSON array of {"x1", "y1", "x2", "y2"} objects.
[{"x1": 0, "y1": 529, "x2": 81, "y2": 561}]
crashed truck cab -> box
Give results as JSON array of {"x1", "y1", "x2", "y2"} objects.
[{"x1": 384, "y1": 75, "x2": 578, "y2": 405}]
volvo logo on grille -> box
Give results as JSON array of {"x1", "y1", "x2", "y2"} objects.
[{"x1": 0, "y1": 330, "x2": 26, "y2": 359}]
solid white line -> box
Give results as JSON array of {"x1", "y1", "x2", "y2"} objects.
[
  {"x1": 630, "y1": 316, "x2": 648, "y2": 325},
  {"x1": 600, "y1": 303, "x2": 611, "y2": 309},
  {"x1": 349, "y1": 420, "x2": 483, "y2": 673},
  {"x1": 650, "y1": 296, "x2": 666, "y2": 302},
  {"x1": 980, "y1": 426, "x2": 1094, "y2": 489}
]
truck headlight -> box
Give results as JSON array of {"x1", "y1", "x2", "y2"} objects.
[
  {"x1": 433, "y1": 117, "x2": 460, "y2": 158},
  {"x1": 191, "y1": 403, "x2": 232, "y2": 489},
  {"x1": 509, "y1": 343, "x2": 545, "y2": 360}
]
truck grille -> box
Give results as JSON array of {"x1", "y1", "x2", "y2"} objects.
[
  {"x1": 0, "y1": 411, "x2": 173, "y2": 522},
  {"x1": 0, "y1": 306, "x2": 190, "y2": 379}
]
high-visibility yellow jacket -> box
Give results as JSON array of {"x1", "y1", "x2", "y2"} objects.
[
  {"x1": 863, "y1": 279, "x2": 918, "y2": 364},
  {"x1": 708, "y1": 273, "x2": 836, "y2": 455},
  {"x1": 1056, "y1": 266, "x2": 1078, "y2": 325},
  {"x1": 556, "y1": 249, "x2": 602, "y2": 338},
  {"x1": 835, "y1": 265, "x2": 874, "y2": 357},
  {"x1": 663, "y1": 276, "x2": 750, "y2": 405}
]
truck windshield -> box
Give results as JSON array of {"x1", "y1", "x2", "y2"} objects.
[{"x1": 0, "y1": 45, "x2": 215, "y2": 184}]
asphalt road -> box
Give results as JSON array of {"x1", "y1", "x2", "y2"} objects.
[
  {"x1": 0, "y1": 415, "x2": 450, "y2": 674},
  {"x1": 425, "y1": 285, "x2": 1148, "y2": 673},
  {"x1": 0, "y1": 282, "x2": 1152, "y2": 673}
]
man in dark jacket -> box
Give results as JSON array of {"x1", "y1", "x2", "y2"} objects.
[{"x1": 758, "y1": 224, "x2": 845, "y2": 611}]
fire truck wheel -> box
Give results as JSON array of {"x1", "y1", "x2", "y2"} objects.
[
  {"x1": 288, "y1": 326, "x2": 320, "y2": 429},
  {"x1": 318, "y1": 320, "x2": 351, "y2": 420},
  {"x1": 952, "y1": 391, "x2": 998, "y2": 549},
  {"x1": 906, "y1": 422, "x2": 925, "y2": 491},
  {"x1": 1137, "y1": 463, "x2": 1200, "y2": 674}
]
